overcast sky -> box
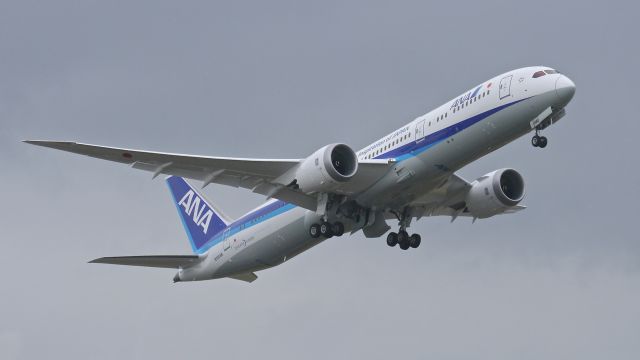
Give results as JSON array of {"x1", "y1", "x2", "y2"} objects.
[{"x1": 2, "y1": 1, "x2": 639, "y2": 359}]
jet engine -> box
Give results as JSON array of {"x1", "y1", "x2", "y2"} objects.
[
  {"x1": 296, "y1": 144, "x2": 358, "y2": 193},
  {"x1": 466, "y1": 169, "x2": 525, "y2": 218}
]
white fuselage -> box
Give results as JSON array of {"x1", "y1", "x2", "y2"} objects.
[{"x1": 177, "y1": 66, "x2": 575, "y2": 281}]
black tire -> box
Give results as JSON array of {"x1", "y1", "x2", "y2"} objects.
[
  {"x1": 309, "y1": 223, "x2": 320, "y2": 238},
  {"x1": 410, "y1": 234, "x2": 421, "y2": 248},
  {"x1": 397, "y1": 231, "x2": 409, "y2": 249},
  {"x1": 531, "y1": 135, "x2": 539, "y2": 147},
  {"x1": 538, "y1": 136, "x2": 548, "y2": 148},
  {"x1": 319, "y1": 222, "x2": 333, "y2": 237},
  {"x1": 386, "y1": 232, "x2": 398, "y2": 247},
  {"x1": 332, "y1": 222, "x2": 345, "y2": 237}
]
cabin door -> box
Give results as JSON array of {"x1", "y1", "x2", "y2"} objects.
[
  {"x1": 499, "y1": 75, "x2": 513, "y2": 100},
  {"x1": 415, "y1": 119, "x2": 426, "y2": 142}
]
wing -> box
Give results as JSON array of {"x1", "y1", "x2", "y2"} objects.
[
  {"x1": 89, "y1": 255, "x2": 200, "y2": 269},
  {"x1": 400, "y1": 173, "x2": 525, "y2": 221},
  {"x1": 25, "y1": 141, "x2": 393, "y2": 210}
]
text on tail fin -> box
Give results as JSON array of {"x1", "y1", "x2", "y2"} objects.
[{"x1": 165, "y1": 176, "x2": 228, "y2": 253}]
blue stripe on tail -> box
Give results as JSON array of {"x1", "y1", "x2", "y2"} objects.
[{"x1": 165, "y1": 176, "x2": 228, "y2": 254}]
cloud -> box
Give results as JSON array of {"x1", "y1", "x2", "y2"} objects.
[{"x1": 1, "y1": 1, "x2": 639, "y2": 359}]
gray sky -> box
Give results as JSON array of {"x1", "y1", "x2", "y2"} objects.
[{"x1": 2, "y1": 1, "x2": 639, "y2": 359}]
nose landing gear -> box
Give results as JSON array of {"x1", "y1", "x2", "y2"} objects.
[{"x1": 532, "y1": 130, "x2": 548, "y2": 148}]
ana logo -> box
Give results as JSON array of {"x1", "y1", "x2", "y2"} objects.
[
  {"x1": 449, "y1": 85, "x2": 484, "y2": 110},
  {"x1": 178, "y1": 190, "x2": 213, "y2": 234}
]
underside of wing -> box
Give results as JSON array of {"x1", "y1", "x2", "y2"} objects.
[
  {"x1": 404, "y1": 173, "x2": 472, "y2": 216},
  {"x1": 26, "y1": 141, "x2": 315, "y2": 208},
  {"x1": 25, "y1": 141, "x2": 395, "y2": 211},
  {"x1": 89, "y1": 255, "x2": 200, "y2": 269},
  {"x1": 403, "y1": 172, "x2": 526, "y2": 221}
]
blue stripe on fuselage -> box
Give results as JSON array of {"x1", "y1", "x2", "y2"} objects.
[
  {"x1": 375, "y1": 97, "x2": 530, "y2": 161},
  {"x1": 193, "y1": 201, "x2": 297, "y2": 254}
]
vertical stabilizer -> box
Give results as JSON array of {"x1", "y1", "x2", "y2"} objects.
[{"x1": 165, "y1": 176, "x2": 231, "y2": 253}]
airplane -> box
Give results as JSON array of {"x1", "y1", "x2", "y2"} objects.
[{"x1": 25, "y1": 66, "x2": 576, "y2": 283}]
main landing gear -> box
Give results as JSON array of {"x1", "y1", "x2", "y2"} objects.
[
  {"x1": 531, "y1": 130, "x2": 548, "y2": 148},
  {"x1": 309, "y1": 221, "x2": 345, "y2": 239},
  {"x1": 387, "y1": 207, "x2": 421, "y2": 250},
  {"x1": 386, "y1": 231, "x2": 421, "y2": 250}
]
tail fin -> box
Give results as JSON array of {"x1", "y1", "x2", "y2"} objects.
[{"x1": 165, "y1": 176, "x2": 231, "y2": 253}]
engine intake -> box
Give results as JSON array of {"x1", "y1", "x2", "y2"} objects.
[
  {"x1": 466, "y1": 168, "x2": 525, "y2": 218},
  {"x1": 296, "y1": 144, "x2": 358, "y2": 193}
]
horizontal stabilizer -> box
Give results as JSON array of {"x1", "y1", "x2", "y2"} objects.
[
  {"x1": 227, "y1": 272, "x2": 258, "y2": 283},
  {"x1": 89, "y1": 255, "x2": 200, "y2": 269}
]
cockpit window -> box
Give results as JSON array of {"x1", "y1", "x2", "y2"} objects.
[
  {"x1": 533, "y1": 71, "x2": 546, "y2": 78},
  {"x1": 544, "y1": 69, "x2": 558, "y2": 74}
]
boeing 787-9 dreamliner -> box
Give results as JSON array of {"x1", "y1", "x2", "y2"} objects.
[{"x1": 26, "y1": 66, "x2": 575, "y2": 283}]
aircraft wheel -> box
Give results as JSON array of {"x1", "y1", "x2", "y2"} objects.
[
  {"x1": 409, "y1": 234, "x2": 421, "y2": 248},
  {"x1": 309, "y1": 223, "x2": 320, "y2": 238},
  {"x1": 332, "y1": 222, "x2": 345, "y2": 237},
  {"x1": 386, "y1": 232, "x2": 398, "y2": 247},
  {"x1": 397, "y1": 231, "x2": 409, "y2": 249},
  {"x1": 538, "y1": 136, "x2": 548, "y2": 148},
  {"x1": 531, "y1": 135, "x2": 540, "y2": 147},
  {"x1": 319, "y1": 222, "x2": 333, "y2": 238}
]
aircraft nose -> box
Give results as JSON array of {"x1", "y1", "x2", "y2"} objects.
[{"x1": 555, "y1": 74, "x2": 576, "y2": 106}]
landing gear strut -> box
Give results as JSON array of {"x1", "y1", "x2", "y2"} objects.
[{"x1": 531, "y1": 129, "x2": 548, "y2": 148}]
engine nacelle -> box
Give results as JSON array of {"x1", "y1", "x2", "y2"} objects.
[
  {"x1": 466, "y1": 168, "x2": 525, "y2": 218},
  {"x1": 296, "y1": 144, "x2": 358, "y2": 193}
]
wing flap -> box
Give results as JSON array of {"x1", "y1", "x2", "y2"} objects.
[{"x1": 89, "y1": 255, "x2": 200, "y2": 269}]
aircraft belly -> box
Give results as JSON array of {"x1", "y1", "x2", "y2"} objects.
[{"x1": 212, "y1": 208, "x2": 324, "y2": 278}]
